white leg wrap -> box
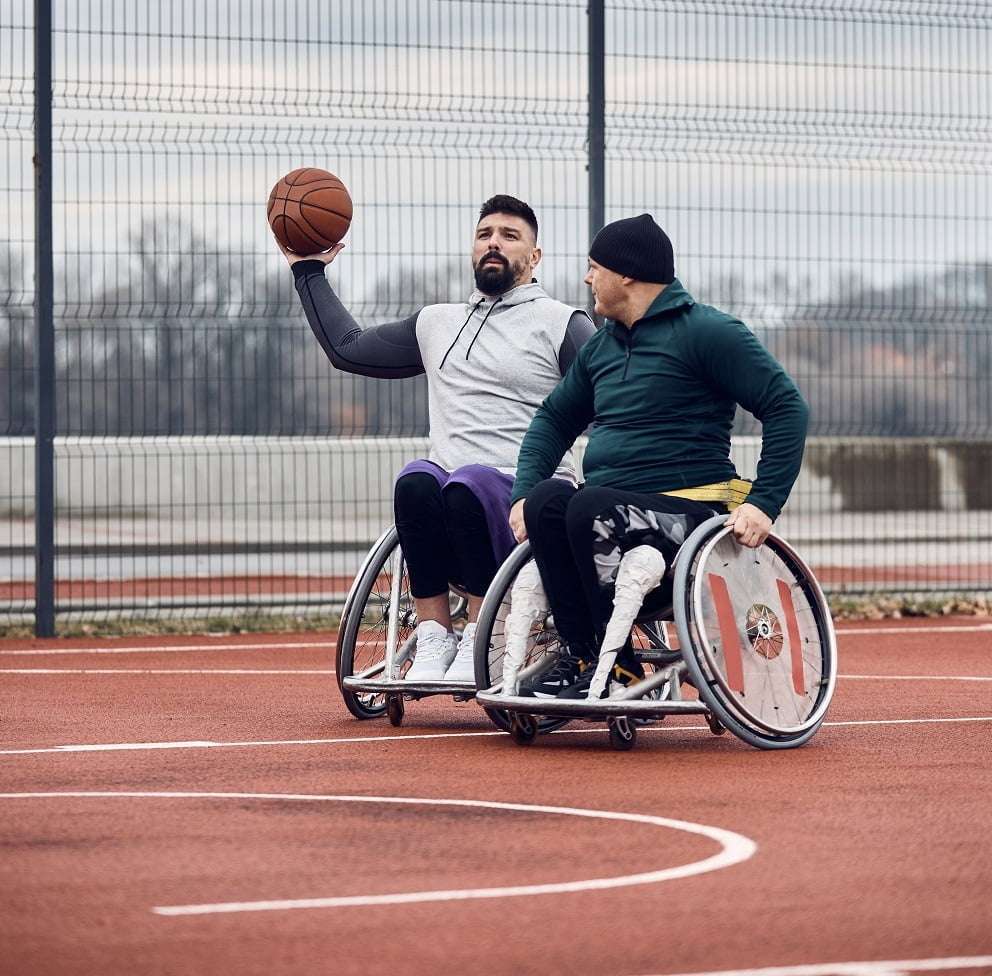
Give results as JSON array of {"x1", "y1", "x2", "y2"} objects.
[
  {"x1": 500, "y1": 561, "x2": 548, "y2": 696},
  {"x1": 587, "y1": 545, "x2": 667, "y2": 699}
]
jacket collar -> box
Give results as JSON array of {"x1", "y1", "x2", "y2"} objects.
[
  {"x1": 603, "y1": 278, "x2": 695, "y2": 336},
  {"x1": 467, "y1": 280, "x2": 547, "y2": 311}
]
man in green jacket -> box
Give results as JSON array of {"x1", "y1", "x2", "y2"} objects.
[{"x1": 507, "y1": 213, "x2": 810, "y2": 698}]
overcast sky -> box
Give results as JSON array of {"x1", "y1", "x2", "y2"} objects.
[{"x1": 2, "y1": 0, "x2": 990, "y2": 315}]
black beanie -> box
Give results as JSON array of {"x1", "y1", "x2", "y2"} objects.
[{"x1": 589, "y1": 214, "x2": 675, "y2": 284}]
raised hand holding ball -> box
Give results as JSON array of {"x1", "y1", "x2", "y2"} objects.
[{"x1": 267, "y1": 167, "x2": 352, "y2": 255}]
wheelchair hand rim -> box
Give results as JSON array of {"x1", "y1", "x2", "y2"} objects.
[{"x1": 685, "y1": 520, "x2": 837, "y2": 736}]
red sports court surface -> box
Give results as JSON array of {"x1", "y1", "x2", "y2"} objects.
[{"x1": 0, "y1": 619, "x2": 990, "y2": 976}]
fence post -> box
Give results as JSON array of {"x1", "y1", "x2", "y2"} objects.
[
  {"x1": 588, "y1": 0, "x2": 606, "y2": 245},
  {"x1": 34, "y1": 0, "x2": 56, "y2": 637}
]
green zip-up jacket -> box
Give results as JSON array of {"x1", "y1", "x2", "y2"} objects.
[{"x1": 510, "y1": 279, "x2": 809, "y2": 520}]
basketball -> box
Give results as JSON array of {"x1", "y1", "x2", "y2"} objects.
[{"x1": 267, "y1": 167, "x2": 352, "y2": 254}]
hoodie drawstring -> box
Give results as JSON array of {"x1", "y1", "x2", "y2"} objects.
[
  {"x1": 463, "y1": 297, "x2": 501, "y2": 361},
  {"x1": 438, "y1": 297, "x2": 484, "y2": 371}
]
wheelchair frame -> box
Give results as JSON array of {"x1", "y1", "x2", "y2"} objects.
[
  {"x1": 474, "y1": 515, "x2": 838, "y2": 751},
  {"x1": 336, "y1": 525, "x2": 477, "y2": 727}
]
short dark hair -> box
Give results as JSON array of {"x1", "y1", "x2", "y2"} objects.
[{"x1": 478, "y1": 195, "x2": 539, "y2": 241}]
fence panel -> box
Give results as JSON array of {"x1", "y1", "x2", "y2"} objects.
[
  {"x1": 1, "y1": 1, "x2": 989, "y2": 626},
  {"x1": 607, "y1": 0, "x2": 992, "y2": 596}
]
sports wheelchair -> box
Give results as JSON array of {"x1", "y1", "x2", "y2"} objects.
[
  {"x1": 335, "y1": 524, "x2": 565, "y2": 732},
  {"x1": 473, "y1": 514, "x2": 837, "y2": 751}
]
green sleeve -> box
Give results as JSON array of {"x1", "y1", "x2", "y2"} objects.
[
  {"x1": 692, "y1": 318, "x2": 809, "y2": 520},
  {"x1": 510, "y1": 352, "x2": 596, "y2": 505}
]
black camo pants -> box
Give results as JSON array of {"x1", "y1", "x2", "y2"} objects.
[{"x1": 523, "y1": 478, "x2": 726, "y2": 648}]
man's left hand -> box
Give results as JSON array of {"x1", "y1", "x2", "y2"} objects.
[{"x1": 725, "y1": 503, "x2": 772, "y2": 549}]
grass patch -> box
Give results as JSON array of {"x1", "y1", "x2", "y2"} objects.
[
  {"x1": 830, "y1": 595, "x2": 991, "y2": 621},
  {"x1": 0, "y1": 613, "x2": 341, "y2": 640},
  {"x1": 3, "y1": 596, "x2": 990, "y2": 639}
]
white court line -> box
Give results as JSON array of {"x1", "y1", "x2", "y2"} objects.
[
  {"x1": 836, "y1": 623, "x2": 992, "y2": 635},
  {"x1": 637, "y1": 955, "x2": 992, "y2": 976},
  {"x1": 0, "y1": 731, "x2": 507, "y2": 754},
  {"x1": 0, "y1": 641, "x2": 336, "y2": 656},
  {"x1": 3, "y1": 715, "x2": 992, "y2": 756},
  {"x1": 0, "y1": 791, "x2": 757, "y2": 915},
  {"x1": 0, "y1": 668, "x2": 335, "y2": 675},
  {"x1": 0, "y1": 621, "x2": 986, "y2": 658},
  {"x1": 2, "y1": 669, "x2": 986, "y2": 680},
  {"x1": 841, "y1": 674, "x2": 992, "y2": 682}
]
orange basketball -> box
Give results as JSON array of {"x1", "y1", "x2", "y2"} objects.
[{"x1": 267, "y1": 167, "x2": 352, "y2": 254}]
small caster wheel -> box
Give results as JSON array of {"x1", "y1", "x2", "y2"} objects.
[
  {"x1": 705, "y1": 712, "x2": 727, "y2": 736},
  {"x1": 608, "y1": 716, "x2": 637, "y2": 751},
  {"x1": 387, "y1": 694, "x2": 405, "y2": 727},
  {"x1": 509, "y1": 712, "x2": 538, "y2": 746}
]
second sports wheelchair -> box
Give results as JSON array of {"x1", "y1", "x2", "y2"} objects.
[
  {"x1": 474, "y1": 514, "x2": 837, "y2": 751},
  {"x1": 335, "y1": 524, "x2": 563, "y2": 732},
  {"x1": 336, "y1": 525, "x2": 472, "y2": 726}
]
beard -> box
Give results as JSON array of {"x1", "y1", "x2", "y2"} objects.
[{"x1": 473, "y1": 252, "x2": 520, "y2": 296}]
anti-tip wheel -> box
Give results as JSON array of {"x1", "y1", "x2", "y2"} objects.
[
  {"x1": 608, "y1": 716, "x2": 637, "y2": 751},
  {"x1": 705, "y1": 712, "x2": 727, "y2": 736},
  {"x1": 509, "y1": 712, "x2": 538, "y2": 746},
  {"x1": 386, "y1": 694, "x2": 405, "y2": 727}
]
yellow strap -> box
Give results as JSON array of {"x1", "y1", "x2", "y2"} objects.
[{"x1": 661, "y1": 478, "x2": 752, "y2": 511}]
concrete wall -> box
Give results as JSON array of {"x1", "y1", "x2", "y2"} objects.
[
  {"x1": 2, "y1": 435, "x2": 988, "y2": 529},
  {"x1": 2, "y1": 436, "x2": 989, "y2": 614}
]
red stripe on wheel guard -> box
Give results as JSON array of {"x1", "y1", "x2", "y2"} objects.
[
  {"x1": 706, "y1": 573, "x2": 745, "y2": 693},
  {"x1": 776, "y1": 578, "x2": 806, "y2": 696}
]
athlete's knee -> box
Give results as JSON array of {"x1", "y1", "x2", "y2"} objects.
[
  {"x1": 564, "y1": 485, "x2": 615, "y2": 531},
  {"x1": 522, "y1": 478, "x2": 575, "y2": 534},
  {"x1": 394, "y1": 472, "x2": 442, "y2": 520},
  {"x1": 440, "y1": 479, "x2": 483, "y2": 519}
]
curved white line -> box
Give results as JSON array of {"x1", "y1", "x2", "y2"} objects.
[
  {"x1": 0, "y1": 791, "x2": 757, "y2": 916},
  {"x1": 637, "y1": 955, "x2": 992, "y2": 976}
]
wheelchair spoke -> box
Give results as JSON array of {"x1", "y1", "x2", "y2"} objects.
[{"x1": 686, "y1": 524, "x2": 836, "y2": 737}]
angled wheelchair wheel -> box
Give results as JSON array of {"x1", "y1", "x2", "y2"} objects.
[
  {"x1": 673, "y1": 515, "x2": 837, "y2": 750},
  {"x1": 473, "y1": 541, "x2": 569, "y2": 735},
  {"x1": 336, "y1": 527, "x2": 411, "y2": 719},
  {"x1": 336, "y1": 526, "x2": 470, "y2": 720}
]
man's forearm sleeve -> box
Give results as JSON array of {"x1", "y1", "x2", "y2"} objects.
[
  {"x1": 511, "y1": 358, "x2": 595, "y2": 505},
  {"x1": 557, "y1": 310, "x2": 597, "y2": 375},
  {"x1": 292, "y1": 260, "x2": 425, "y2": 379}
]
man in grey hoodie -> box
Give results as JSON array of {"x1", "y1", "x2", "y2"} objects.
[{"x1": 278, "y1": 195, "x2": 594, "y2": 682}]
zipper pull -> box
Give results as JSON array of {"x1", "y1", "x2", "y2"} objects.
[{"x1": 622, "y1": 344, "x2": 631, "y2": 381}]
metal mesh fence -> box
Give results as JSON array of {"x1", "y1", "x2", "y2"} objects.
[
  {"x1": 606, "y1": 0, "x2": 992, "y2": 598},
  {"x1": 1, "y1": 0, "x2": 990, "y2": 627}
]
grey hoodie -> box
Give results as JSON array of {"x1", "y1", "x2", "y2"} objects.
[{"x1": 292, "y1": 262, "x2": 593, "y2": 479}]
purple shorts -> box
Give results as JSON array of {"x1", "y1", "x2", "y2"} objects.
[{"x1": 395, "y1": 459, "x2": 516, "y2": 567}]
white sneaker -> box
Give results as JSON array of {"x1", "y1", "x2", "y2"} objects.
[
  {"x1": 404, "y1": 621, "x2": 458, "y2": 681},
  {"x1": 443, "y1": 622, "x2": 478, "y2": 683}
]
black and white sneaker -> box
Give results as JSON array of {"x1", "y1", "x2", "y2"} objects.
[
  {"x1": 518, "y1": 645, "x2": 595, "y2": 698},
  {"x1": 559, "y1": 657, "x2": 646, "y2": 700}
]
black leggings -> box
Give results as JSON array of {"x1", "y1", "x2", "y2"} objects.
[
  {"x1": 523, "y1": 479, "x2": 725, "y2": 646},
  {"x1": 393, "y1": 473, "x2": 500, "y2": 599}
]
